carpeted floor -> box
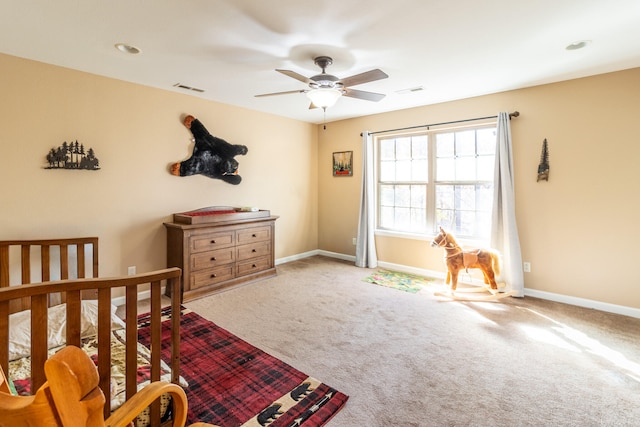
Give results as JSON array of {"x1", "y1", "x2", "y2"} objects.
[{"x1": 182, "y1": 256, "x2": 640, "y2": 426}]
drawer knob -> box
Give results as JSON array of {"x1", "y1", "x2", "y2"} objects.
[
  {"x1": 211, "y1": 273, "x2": 217, "y2": 278},
  {"x1": 251, "y1": 249, "x2": 257, "y2": 253},
  {"x1": 252, "y1": 234, "x2": 257, "y2": 238},
  {"x1": 211, "y1": 257, "x2": 216, "y2": 261},
  {"x1": 211, "y1": 240, "x2": 216, "y2": 243},
  {"x1": 252, "y1": 264, "x2": 257, "y2": 268}
]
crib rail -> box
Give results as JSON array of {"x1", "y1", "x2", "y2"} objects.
[{"x1": 0, "y1": 268, "x2": 182, "y2": 422}]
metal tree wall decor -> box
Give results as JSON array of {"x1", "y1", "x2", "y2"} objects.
[
  {"x1": 537, "y1": 138, "x2": 549, "y2": 182},
  {"x1": 45, "y1": 140, "x2": 100, "y2": 170}
]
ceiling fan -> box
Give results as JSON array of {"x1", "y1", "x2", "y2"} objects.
[{"x1": 255, "y1": 56, "x2": 388, "y2": 110}]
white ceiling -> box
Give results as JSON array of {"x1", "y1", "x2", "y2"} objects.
[{"x1": 2, "y1": 0, "x2": 639, "y2": 124}]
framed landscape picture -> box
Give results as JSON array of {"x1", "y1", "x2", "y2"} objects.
[{"x1": 333, "y1": 151, "x2": 353, "y2": 177}]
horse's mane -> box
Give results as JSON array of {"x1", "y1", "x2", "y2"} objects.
[{"x1": 444, "y1": 230, "x2": 460, "y2": 247}]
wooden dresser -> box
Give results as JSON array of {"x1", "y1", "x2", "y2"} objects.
[{"x1": 164, "y1": 215, "x2": 278, "y2": 301}]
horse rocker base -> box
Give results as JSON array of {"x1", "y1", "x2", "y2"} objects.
[{"x1": 435, "y1": 283, "x2": 517, "y2": 302}]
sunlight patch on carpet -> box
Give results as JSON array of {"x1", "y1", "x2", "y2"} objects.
[{"x1": 363, "y1": 269, "x2": 435, "y2": 293}]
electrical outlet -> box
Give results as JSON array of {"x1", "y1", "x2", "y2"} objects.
[
  {"x1": 127, "y1": 266, "x2": 136, "y2": 275},
  {"x1": 352, "y1": 237, "x2": 357, "y2": 245},
  {"x1": 523, "y1": 262, "x2": 531, "y2": 273}
]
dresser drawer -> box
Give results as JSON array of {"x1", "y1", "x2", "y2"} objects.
[
  {"x1": 191, "y1": 265, "x2": 234, "y2": 289},
  {"x1": 236, "y1": 241, "x2": 271, "y2": 261},
  {"x1": 236, "y1": 256, "x2": 271, "y2": 277},
  {"x1": 236, "y1": 226, "x2": 271, "y2": 244},
  {"x1": 191, "y1": 247, "x2": 235, "y2": 270},
  {"x1": 191, "y1": 231, "x2": 234, "y2": 253}
]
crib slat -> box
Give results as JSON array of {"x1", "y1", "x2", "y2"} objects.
[
  {"x1": 150, "y1": 280, "x2": 162, "y2": 426},
  {"x1": 125, "y1": 285, "x2": 138, "y2": 402},
  {"x1": 20, "y1": 246, "x2": 31, "y2": 311},
  {"x1": 41, "y1": 245, "x2": 50, "y2": 282},
  {"x1": 30, "y1": 294, "x2": 48, "y2": 392},
  {"x1": 0, "y1": 246, "x2": 8, "y2": 289},
  {"x1": 0, "y1": 301, "x2": 8, "y2": 376},
  {"x1": 66, "y1": 290, "x2": 82, "y2": 348},
  {"x1": 170, "y1": 275, "x2": 181, "y2": 385},
  {"x1": 60, "y1": 245, "x2": 69, "y2": 281},
  {"x1": 97, "y1": 287, "x2": 111, "y2": 419},
  {"x1": 77, "y1": 243, "x2": 86, "y2": 279}
]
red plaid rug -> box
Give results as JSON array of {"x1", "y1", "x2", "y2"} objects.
[{"x1": 137, "y1": 307, "x2": 348, "y2": 426}]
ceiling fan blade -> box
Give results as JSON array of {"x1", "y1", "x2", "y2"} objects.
[
  {"x1": 276, "y1": 69, "x2": 312, "y2": 84},
  {"x1": 255, "y1": 89, "x2": 306, "y2": 98},
  {"x1": 339, "y1": 69, "x2": 388, "y2": 87},
  {"x1": 343, "y1": 88, "x2": 386, "y2": 102}
]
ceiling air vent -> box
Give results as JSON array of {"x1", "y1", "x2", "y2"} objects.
[
  {"x1": 173, "y1": 83, "x2": 205, "y2": 93},
  {"x1": 396, "y1": 86, "x2": 425, "y2": 95}
]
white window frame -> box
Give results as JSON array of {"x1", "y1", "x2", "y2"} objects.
[{"x1": 374, "y1": 122, "x2": 497, "y2": 245}]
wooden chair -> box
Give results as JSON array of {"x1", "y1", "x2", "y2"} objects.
[{"x1": 0, "y1": 346, "x2": 216, "y2": 427}]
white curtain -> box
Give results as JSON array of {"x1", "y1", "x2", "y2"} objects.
[
  {"x1": 491, "y1": 112, "x2": 524, "y2": 296},
  {"x1": 355, "y1": 131, "x2": 378, "y2": 268}
]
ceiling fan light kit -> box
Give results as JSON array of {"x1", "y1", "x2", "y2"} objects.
[
  {"x1": 306, "y1": 88, "x2": 342, "y2": 109},
  {"x1": 256, "y1": 56, "x2": 388, "y2": 111}
]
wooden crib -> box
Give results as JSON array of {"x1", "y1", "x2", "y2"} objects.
[{"x1": 0, "y1": 237, "x2": 182, "y2": 425}]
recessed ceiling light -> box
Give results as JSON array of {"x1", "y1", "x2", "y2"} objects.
[
  {"x1": 114, "y1": 43, "x2": 141, "y2": 54},
  {"x1": 565, "y1": 40, "x2": 591, "y2": 51}
]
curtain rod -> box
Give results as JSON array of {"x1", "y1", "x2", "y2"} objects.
[{"x1": 366, "y1": 111, "x2": 520, "y2": 136}]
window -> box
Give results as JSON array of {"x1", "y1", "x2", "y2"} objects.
[{"x1": 377, "y1": 125, "x2": 496, "y2": 240}]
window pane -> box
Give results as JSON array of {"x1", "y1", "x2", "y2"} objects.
[
  {"x1": 412, "y1": 135, "x2": 428, "y2": 159},
  {"x1": 437, "y1": 133, "x2": 454, "y2": 157},
  {"x1": 456, "y1": 185, "x2": 475, "y2": 211},
  {"x1": 455, "y1": 130, "x2": 475, "y2": 156},
  {"x1": 380, "y1": 139, "x2": 395, "y2": 160},
  {"x1": 380, "y1": 160, "x2": 396, "y2": 181},
  {"x1": 395, "y1": 207, "x2": 411, "y2": 230},
  {"x1": 396, "y1": 137, "x2": 411, "y2": 159},
  {"x1": 411, "y1": 185, "x2": 425, "y2": 208},
  {"x1": 395, "y1": 185, "x2": 411, "y2": 207},
  {"x1": 411, "y1": 208, "x2": 427, "y2": 232},
  {"x1": 476, "y1": 185, "x2": 493, "y2": 211},
  {"x1": 454, "y1": 157, "x2": 476, "y2": 181},
  {"x1": 380, "y1": 206, "x2": 394, "y2": 228},
  {"x1": 380, "y1": 185, "x2": 395, "y2": 206},
  {"x1": 411, "y1": 159, "x2": 428, "y2": 181},
  {"x1": 458, "y1": 210, "x2": 475, "y2": 236},
  {"x1": 436, "y1": 158, "x2": 455, "y2": 181},
  {"x1": 436, "y1": 208, "x2": 454, "y2": 231},
  {"x1": 436, "y1": 185, "x2": 454, "y2": 209},
  {"x1": 396, "y1": 160, "x2": 412, "y2": 181}
]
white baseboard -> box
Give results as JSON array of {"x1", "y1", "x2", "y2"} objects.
[
  {"x1": 111, "y1": 288, "x2": 164, "y2": 307},
  {"x1": 303, "y1": 251, "x2": 640, "y2": 319},
  {"x1": 117, "y1": 252, "x2": 640, "y2": 319},
  {"x1": 523, "y1": 288, "x2": 640, "y2": 319},
  {"x1": 275, "y1": 250, "x2": 321, "y2": 265}
]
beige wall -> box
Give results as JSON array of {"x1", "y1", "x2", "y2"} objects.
[
  {"x1": 0, "y1": 53, "x2": 318, "y2": 279},
  {"x1": 3, "y1": 51, "x2": 638, "y2": 310},
  {"x1": 318, "y1": 67, "x2": 640, "y2": 309}
]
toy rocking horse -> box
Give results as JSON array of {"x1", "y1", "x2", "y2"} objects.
[{"x1": 430, "y1": 227, "x2": 515, "y2": 301}]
